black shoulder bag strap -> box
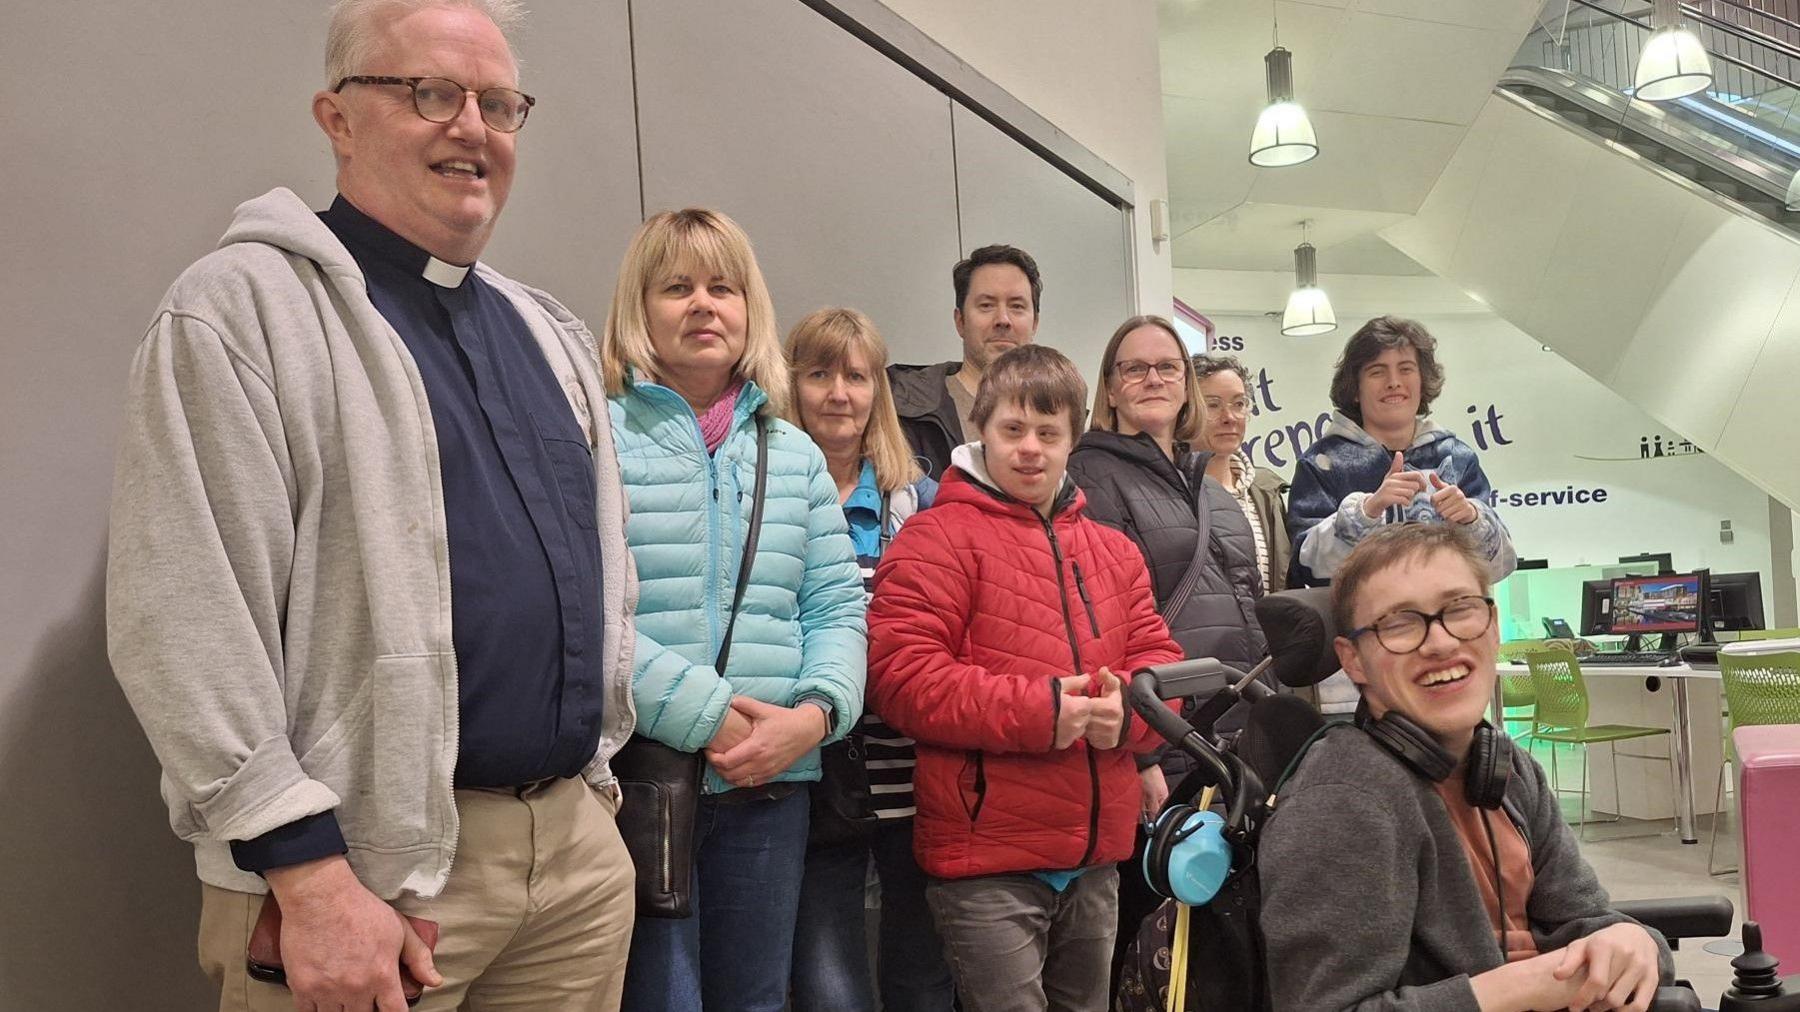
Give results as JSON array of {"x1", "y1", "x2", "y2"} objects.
[
  {"x1": 614, "y1": 413, "x2": 768, "y2": 920},
  {"x1": 1160, "y1": 473, "x2": 1215, "y2": 624},
  {"x1": 717, "y1": 413, "x2": 769, "y2": 674}
]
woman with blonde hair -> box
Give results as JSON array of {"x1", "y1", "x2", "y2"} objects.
[
  {"x1": 603, "y1": 209, "x2": 866, "y2": 1011},
  {"x1": 1064, "y1": 314, "x2": 1268, "y2": 995},
  {"x1": 783, "y1": 308, "x2": 949, "y2": 1012}
]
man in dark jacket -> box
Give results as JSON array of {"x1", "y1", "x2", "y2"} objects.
[
  {"x1": 889, "y1": 245, "x2": 1042, "y2": 479},
  {"x1": 1260, "y1": 524, "x2": 1670, "y2": 1012}
]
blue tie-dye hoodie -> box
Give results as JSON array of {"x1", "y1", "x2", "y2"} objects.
[{"x1": 1285, "y1": 411, "x2": 1516, "y2": 587}]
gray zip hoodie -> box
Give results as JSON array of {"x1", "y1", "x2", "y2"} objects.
[{"x1": 106, "y1": 188, "x2": 637, "y2": 901}]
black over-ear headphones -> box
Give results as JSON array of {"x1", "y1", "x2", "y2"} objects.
[{"x1": 1355, "y1": 701, "x2": 1512, "y2": 809}]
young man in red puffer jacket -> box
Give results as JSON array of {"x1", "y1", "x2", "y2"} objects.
[{"x1": 867, "y1": 344, "x2": 1184, "y2": 1012}]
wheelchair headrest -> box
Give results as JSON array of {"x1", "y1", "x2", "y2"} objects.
[{"x1": 1255, "y1": 587, "x2": 1340, "y2": 688}]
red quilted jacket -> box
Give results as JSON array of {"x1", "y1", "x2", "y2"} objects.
[{"x1": 867, "y1": 460, "x2": 1184, "y2": 879}]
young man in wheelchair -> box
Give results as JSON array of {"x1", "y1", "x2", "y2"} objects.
[{"x1": 1260, "y1": 524, "x2": 1673, "y2": 1012}]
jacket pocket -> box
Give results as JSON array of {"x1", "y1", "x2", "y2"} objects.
[
  {"x1": 964, "y1": 751, "x2": 988, "y2": 823},
  {"x1": 540, "y1": 434, "x2": 597, "y2": 530},
  {"x1": 352, "y1": 654, "x2": 440, "y2": 849}
]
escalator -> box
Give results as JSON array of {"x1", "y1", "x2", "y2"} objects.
[{"x1": 1381, "y1": 0, "x2": 1800, "y2": 510}]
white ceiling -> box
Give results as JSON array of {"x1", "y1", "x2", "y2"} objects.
[{"x1": 1159, "y1": 0, "x2": 1545, "y2": 276}]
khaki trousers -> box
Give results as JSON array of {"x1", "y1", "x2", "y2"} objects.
[{"x1": 198, "y1": 776, "x2": 635, "y2": 1011}]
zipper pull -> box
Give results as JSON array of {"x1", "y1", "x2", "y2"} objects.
[{"x1": 1073, "y1": 562, "x2": 1101, "y2": 638}]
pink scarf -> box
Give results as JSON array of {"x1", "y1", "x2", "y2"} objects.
[{"x1": 697, "y1": 380, "x2": 746, "y2": 454}]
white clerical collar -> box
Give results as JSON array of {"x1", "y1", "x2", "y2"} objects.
[{"x1": 422, "y1": 256, "x2": 471, "y2": 288}]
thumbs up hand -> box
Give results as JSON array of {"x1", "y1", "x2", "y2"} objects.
[
  {"x1": 1428, "y1": 472, "x2": 1479, "y2": 525},
  {"x1": 1083, "y1": 668, "x2": 1126, "y2": 750},
  {"x1": 1363, "y1": 452, "x2": 1428, "y2": 519}
]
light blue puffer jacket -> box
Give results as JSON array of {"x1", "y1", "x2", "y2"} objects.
[{"x1": 609, "y1": 376, "x2": 867, "y2": 793}]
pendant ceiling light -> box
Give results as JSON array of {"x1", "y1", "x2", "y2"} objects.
[
  {"x1": 1281, "y1": 222, "x2": 1336, "y2": 337},
  {"x1": 1634, "y1": 0, "x2": 1713, "y2": 102},
  {"x1": 1249, "y1": 5, "x2": 1317, "y2": 167}
]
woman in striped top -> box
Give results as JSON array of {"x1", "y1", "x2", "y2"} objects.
[
  {"x1": 1193, "y1": 353, "x2": 1293, "y2": 593},
  {"x1": 784, "y1": 308, "x2": 948, "y2": 1012}
]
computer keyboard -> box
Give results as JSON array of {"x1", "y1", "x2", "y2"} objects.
[{"x1": 1583, "y1": 652, "x2": 1676, "y2": 666}]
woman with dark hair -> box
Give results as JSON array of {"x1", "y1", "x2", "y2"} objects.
[
  {"x1": 1285, "y1": 315, "x2": 1515, "y2": 587},
  {"x1": 1193, "y1": 353, "x2": 1292, "y2": 593}
]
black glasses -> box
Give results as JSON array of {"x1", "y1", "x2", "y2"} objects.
[
  {"x1": 1114, "y1": 359, "x2": 1185, "y2": 384},
  {"x1": 1346, "y1": 595, "x2": 1495, "y2": 654},
  {"x1": 333, "y1": 76, "x2": 536, "y2": 133}
]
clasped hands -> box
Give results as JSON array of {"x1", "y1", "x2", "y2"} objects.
[
  {"x1": 1052, "y1": 667, "x2": 1127, "y2": 750},
  {"x1": 1473, "y1": 922, "x2": 1662, "y2": 1012},
  {"x1": 706, "y1": 696, "x2": 830, "y2": 788},
  {"x1": 1362, "y1": 452, "x2": 1478, "y2": 526}
]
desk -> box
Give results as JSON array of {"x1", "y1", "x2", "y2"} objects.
[{"x1": 1497, "y1": 662, "x2": 1722, "y2": 844}]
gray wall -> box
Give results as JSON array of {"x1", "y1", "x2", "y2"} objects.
[{"x1": 0, "y1": 2, "x2": 1131, "y2": 1008}]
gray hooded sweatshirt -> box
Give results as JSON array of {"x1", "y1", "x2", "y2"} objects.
[{"x1": 106, "y1": 188, "x2": 637, "y2": 901}]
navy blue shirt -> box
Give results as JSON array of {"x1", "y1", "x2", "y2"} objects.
[{"x1": 231, "y1": 197, "x2": 607, "y2": 873}]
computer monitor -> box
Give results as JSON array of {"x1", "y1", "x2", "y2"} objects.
[
  {"x1": 1580, "y1": 579, "x2": 1615, "y2": 637},
  {"x1": 1608, "y1": 571, "x2": 1707, "y2": 636},
  {"x1": 1708, "y1": 571, "x2": 1766, "y2": 632},
  {"x1": 1618, "y1": 552, "x2": 1675, "y2": 575}
]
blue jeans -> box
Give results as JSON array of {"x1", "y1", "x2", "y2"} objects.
[
  {"x1": 620, "y1": 787, "x2": 810, "y2": 1011},
  {"x1": 871, "y1": 819, "x2": 958, "y2": 1012},
  {"x1": 792, "y1": 840, "x2": 875, "y2": 1012}
]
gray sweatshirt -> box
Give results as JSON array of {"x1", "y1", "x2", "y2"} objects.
[
  {"x1": 1259, "y1": 727, "x2": 1673, "y2": 1012},
  {"x1": 106, "y1": 188, "x2": 636, "y2": 901}
]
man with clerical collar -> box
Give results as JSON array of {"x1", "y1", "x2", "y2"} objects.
[
  {"x1": 1259, "y1": 524, "x2": 1671, "y2": 1012},
  {"x1": 106, "y1": 2, "x2": 636, "y2": 1009}
]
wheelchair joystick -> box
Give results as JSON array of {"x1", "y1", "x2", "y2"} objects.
[{"x1": 1721, "y1": 922, "x2": 1800, "y2": 1010}]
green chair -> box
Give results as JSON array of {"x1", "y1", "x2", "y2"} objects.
[
  {"x1": 1524, "y1": 649, "x2": 1673, "y2": 840},
  {"x1": 1499, "y1": 673, "x2": 1538, "y2": 744},
  {"x1": 1708, "y1": 649, "x2": 1800, "y2": 875},
  {"x1": 1498, "y1": 638, "x2": 1551, "y2": 662},
  {"x1": 1496, "y1": 640, "x2": 1550, "y2": 743}
]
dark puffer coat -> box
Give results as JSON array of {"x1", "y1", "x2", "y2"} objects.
[{"x1": 1067, "y1": 430, "x2": 1267, "y2": 674}]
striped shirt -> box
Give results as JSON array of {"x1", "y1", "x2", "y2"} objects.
[
  {"x1": 846, "y1": 464, "x2": 918, "y2": 820},
  {"x1": 1228, "y1": 450, "x2": 1272, "y2": 591}
]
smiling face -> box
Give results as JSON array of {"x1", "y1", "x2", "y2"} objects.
[
  {"x1": 1106, "y1": 325, "x2": 1188, "y2": 441},
  {"x1": 314, "y1": 5, "x2": 519, "y2": 264},
  {"x1": 796, "y1": 346, "x2": 876, "y2": 458},
  {"x1": 980, "y1": 400, "x2": 1073, "y2": 514},
  {"x1": 1356, "y1": 344, "x2": 1423, "y2": 436},
  {"x1": 644, "y1": 256, "x2": 748, "y2": 399},
  {"x1": 1335, "y1": 547, "x2": 1499, "y2": 756},
  {"x1": 1197, "y1": 368, "x2": 1251, "y2": 455},
  {"x1": 955, "y1": 264, "x2": 1038, "y2": 372}
]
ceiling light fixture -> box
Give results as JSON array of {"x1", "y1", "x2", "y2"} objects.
[
  {"x1": 1249, "y1": 4, "x2": 1318, "y2": 167},
  {"x1": 1281, "y1": 221, "x2": 1336, "y2": 337},
  {"x1": 1634, "y1": 0, "x2": 1713, "y2": 102}
]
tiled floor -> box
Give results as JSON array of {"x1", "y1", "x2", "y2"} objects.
[
  {"x1": 1530, "y1": 732, "x2": 1748, "y2": 1004},
  {"x1": 1577, "y1": 811, "x2": 1743, "y2": 1003}
]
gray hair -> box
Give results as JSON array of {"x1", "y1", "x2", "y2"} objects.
[{"x1": 325, "y1": 0, "x2": 526, "y2": 87}]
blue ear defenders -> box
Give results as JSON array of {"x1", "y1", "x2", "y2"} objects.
[
  {"x1": 1142, "y1": 806, "x2": 1233, "y2": 905},
  {"x1": 1142, "y1": 752, "x2": 1258, "y2": 906}
]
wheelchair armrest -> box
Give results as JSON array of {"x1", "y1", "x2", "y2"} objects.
[
  {"x1": 1648, "y1": 985, "x2": 1701, "y2": 1012},
  {"x1": 1614, "y1": 895, "x2": 1734, "y2": 941}
]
